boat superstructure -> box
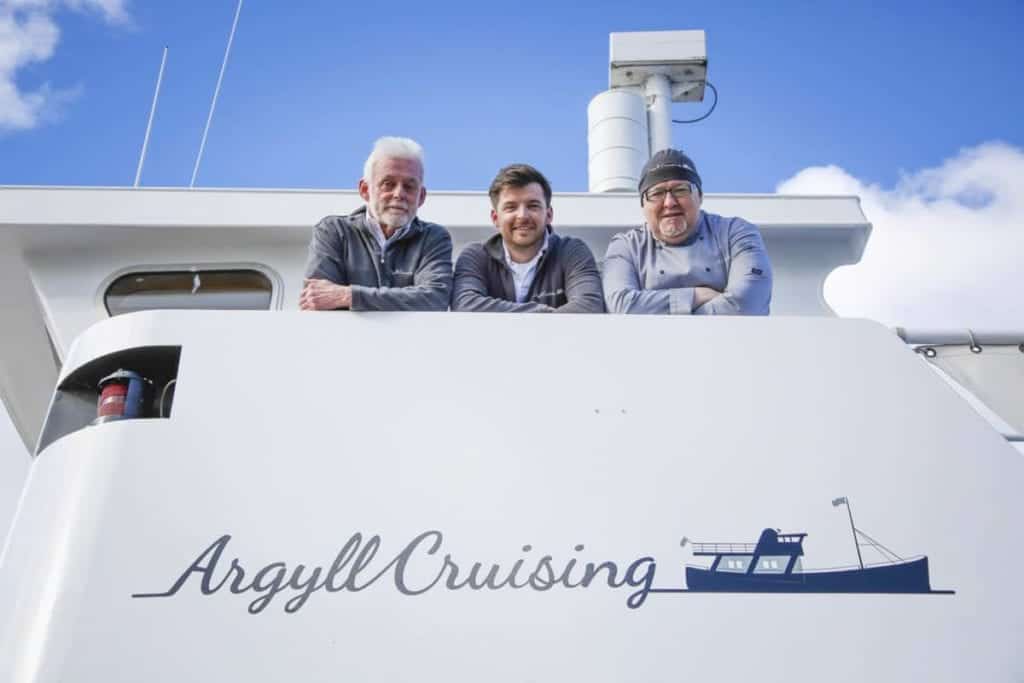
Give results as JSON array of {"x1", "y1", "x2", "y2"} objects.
[{"x1": 0, "y1": 185, "x2": 871, "y2": 454}]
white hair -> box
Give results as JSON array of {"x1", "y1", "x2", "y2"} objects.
[{"x1": 362, "y1": 136, "x2": 425, "y2": 184}]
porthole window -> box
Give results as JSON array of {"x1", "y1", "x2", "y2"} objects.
[{"x1": 105, "y1": 269, "x2": 273, "y2": 316}]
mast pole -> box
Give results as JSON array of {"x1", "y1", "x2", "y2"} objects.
[
  {"x1": 846, "y1": 500, "x2": 864, "y2": 570},
  {"x1": 134, "y1": 46, "x2": 168, "y2": 187},
  {"x1": 190, "y1": 0, "x2": 244, "y2": 188},
  {"x1": 644, "y1": 73, "x2": 673, "y2": 155}
]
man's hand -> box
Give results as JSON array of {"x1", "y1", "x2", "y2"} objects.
[
  {"x1": 299, "y1": 279, "x2": 352, "y2": 310},
  {"x1": 693, "y1": 286, "x2": 721, "y2": 309}
]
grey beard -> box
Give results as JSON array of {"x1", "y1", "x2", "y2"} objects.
[
  {"x1": 380, "y1": 213, "x2": 409, "y2": 230},
  {"x1": 369, "y1": 204, "x2": 412, "y2": 231},
  {"x1": 656, "y1": 217, "x2": 688, "y2": 242}
]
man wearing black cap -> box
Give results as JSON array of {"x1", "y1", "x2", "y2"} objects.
[{"x1": 602, "y1": 149, "x2": 772, "y2": 315}]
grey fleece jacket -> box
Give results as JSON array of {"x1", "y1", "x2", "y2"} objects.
[
  {"x1": 452, "y1": 231, "x2": 605, "y2": 313},
  {"x1": 304, "y1": 207, "x2": 453, "y2": 311}
]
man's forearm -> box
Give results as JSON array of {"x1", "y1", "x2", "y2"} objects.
[
  {"x1": 299, "y1": 279, "x2": 352, "y2": 310},
  {"x1": 605, "y1": 286, "x2": 697, "y2": 314},
  {"x1": 692, "y1": 286, "x2": 720, "y2": 310},
  {"x1": 453, "y1": 290, "x2": 554, "y2": 312},
  {"x1": 350, "y1": 282, "x2": 450, "y2": 311},
  {"x1": 556, "y1": 244, "x2": 605, "y2": 313}
]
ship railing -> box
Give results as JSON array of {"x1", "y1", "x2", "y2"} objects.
[
  {"x1": 895, "y1": 327, "x2": 1023, "y2": 444},
  {"x1": 691, "y1": 542, "x2": 756, "y2": 554}
]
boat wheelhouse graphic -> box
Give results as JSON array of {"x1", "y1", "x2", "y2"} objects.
[{"x1": 679, "y1": 498, "x2": 954, "y2": 594}]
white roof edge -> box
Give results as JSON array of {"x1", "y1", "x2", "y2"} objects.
[
  {"x1": 0, "y1": 184, "x2": 865, "y2": 201},
  {"x1": 0, "y1": 186, "x2": 871, "y2": 231},
  {"x1": 894, "y1": 328, "x2": 1024, "y2": 346}
]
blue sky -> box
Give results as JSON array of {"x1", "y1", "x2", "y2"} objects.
[{"x1": 1, "y1": 1, "x2": 1021, "y2": 193}]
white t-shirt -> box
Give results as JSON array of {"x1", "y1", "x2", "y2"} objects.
[{"x1": 502, "y1": 233, "x2": 549, "y2": 303}]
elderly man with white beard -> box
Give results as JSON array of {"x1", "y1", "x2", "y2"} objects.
[
  {"x1": 300, "y1": 137, "x2": 453, "y2": 311},
  {"x1": 602, "y1": 149, "x2": 773, "y2": 315}
]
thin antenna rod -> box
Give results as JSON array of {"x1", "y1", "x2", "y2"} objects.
[
  {"x1": 134, "y1": 46, "x2": 168, "y2": 188},
  {"x1": 190, "y1": 0, "x2": 244, "y2": 188}
]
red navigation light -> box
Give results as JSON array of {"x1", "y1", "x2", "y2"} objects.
[
  {"x1": 97, "y1": 381, "x2": 130, "y2": 419},
  {"x1": 94, "y1": 369, "x2": 151, "y2": 424}
]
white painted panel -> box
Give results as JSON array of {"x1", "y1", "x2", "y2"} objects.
[
  {"x1": 0, "y1": 312, "x2": 1020, "y2": 681},
  {"x1": 0, "y1": 408, "x2": 29, "y2": 546}
]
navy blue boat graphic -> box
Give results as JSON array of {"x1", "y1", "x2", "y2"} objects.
[
  {"x1": 685, "y1": 528, "x2": 934, "y2": 592},
  {"x1": 658, "y1": 498, "x2": 954, "y2": 595}
]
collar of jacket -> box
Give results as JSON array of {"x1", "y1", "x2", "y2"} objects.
[
  {"x1": 483, "y1": 227, "x2": 559, "y2": 266},
  {"x1": 350, "y1": 205, "x2": 424, "y2": 244}
]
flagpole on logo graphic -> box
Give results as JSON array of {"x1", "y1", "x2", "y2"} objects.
[{"x1": 832, "y1": 496, "x2": 864, "y2": 570}]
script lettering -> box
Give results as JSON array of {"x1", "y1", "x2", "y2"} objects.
[{"x1": 133, "y1": 531, "x2": 661, "y2": 612}]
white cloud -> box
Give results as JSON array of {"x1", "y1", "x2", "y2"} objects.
[
  {"x1": 0, "y1": 0, "x2": 128, "y2": 131},
  {"x1": 777, "y1": 141, "x2": 1024, "y2": 331},
  {"x1": 63, "y1": 0, "x2": 129, "y2": 24}
]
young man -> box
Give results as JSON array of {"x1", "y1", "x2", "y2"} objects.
[
  {"x1": 300, "y1": 136, "x2": 453, "y2": 311},
  {"x1": 602, "y1": 148, "x2": 772, "y2": 315},
  {"x1": 452, "y1": 164, "x2": 604, "y2": 313}
]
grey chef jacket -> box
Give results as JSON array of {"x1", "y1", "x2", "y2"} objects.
[{"x1": 602, "y1": 211, "x2": 772, "y2": 315}]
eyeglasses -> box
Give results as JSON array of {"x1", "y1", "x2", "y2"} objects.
[{"x1": 643, "y1": 183, "x2": 695, "y2": 204}]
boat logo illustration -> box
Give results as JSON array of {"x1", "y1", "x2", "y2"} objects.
[
  {"x1": 132, "y1": 497, "x2": 953, "y2": 614},
  {"x1": 652, "y1": 497, "x2": 955, "y2": 596}
]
